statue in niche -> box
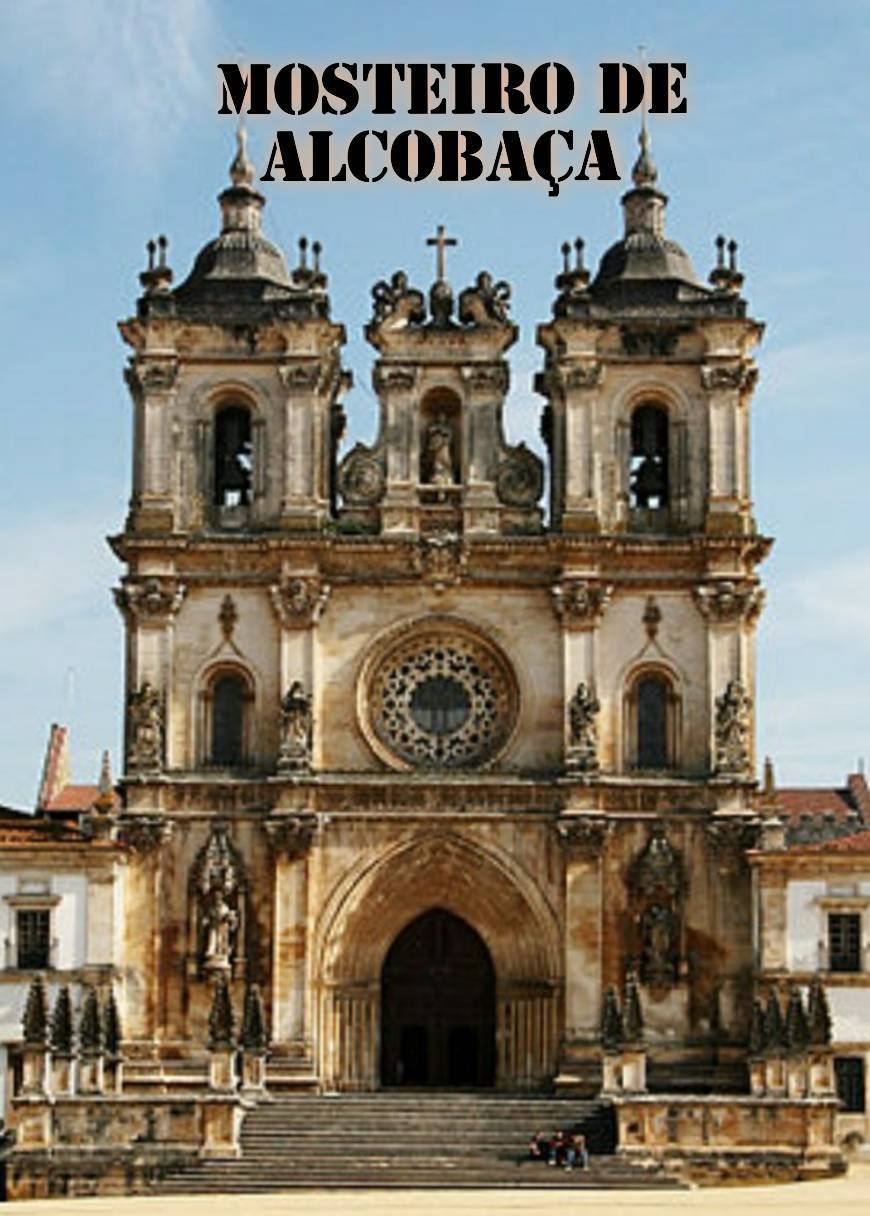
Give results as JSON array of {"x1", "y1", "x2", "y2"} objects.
[
  {"x1": 566, "y1": 682, "x2": 600, "y2": 774},
  {"x1": 639, "y1": 903, "x2": 679, "y2": 986},
  {"x1": 194, "y1": 824, "x2": 244, "y2": 976},
  {"x1": 714, "y1": 679, "x2": 752, "y2": 776},
  {"x1": 278, "y1": 681, "x2": 312, "y2": 773},
  {"x1": 128, "y1": 680, "x2": 163, "y2": 773},
  {"x1": 424, "y1": 415, "x2": 455, "y2": 486}
]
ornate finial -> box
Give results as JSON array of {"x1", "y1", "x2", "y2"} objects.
[
  {"x1": 229, "y1": 122, "x2": 255, "y2": 188},
  {"x1": 574, "y1": 238, "x2": 585, "y2": 272},
  {"x1": 139, "y1": 235, "x2": 173, "y2": 294},
  {"x1": 561, "y1": 241, "x2": 571, "y2": 273},
  {"x1": 763, "y1": 755, "x2": 776, "y2": 798},
  {"x1": 632, "y1": 120, "x2": 658, "y2": 189},
  {"x1": 95, "y1": 750, "x2": 114, "y2": 814},
  {"x1": 426, "y1": 223, "x2": 458, "y2": 282}
]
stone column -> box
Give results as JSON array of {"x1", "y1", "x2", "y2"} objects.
[
  {"x1": 557, "y1": 817, "x2": 608, "y2": 1080},
  {"x1": 266, "y1": 817, "x2": 316, "y2": 1052}
]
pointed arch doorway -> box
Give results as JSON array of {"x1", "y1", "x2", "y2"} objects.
[{"x1": 380, "y1": 908, "x2": 496, "y2": 1088}]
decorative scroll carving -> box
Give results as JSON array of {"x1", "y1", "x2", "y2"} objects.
[
  {"x1": 338, "y1": 444, "x2": 386, "y2": 506},
  {"x1": 127, "y1": 681, "x2": 164, "y2": 774},
  {"x1": 693, "y1": 581, "x2": 765, "y2": 626},
  {"x1": 551, "y1": 579, "x2": 613, "y2": 626},
  {"x1": 114, "y1": 577, "x2": 186, "y2": 623},
  {"x1": 495, "y1": 443, "x2": 543, "y2": 508},
  {"x1": 629, "y1": 823, "x2": 685, "y2": 988},
  {"x1": 370, "y1": 271, "x2": 426, "y2": 330},
  {"x1": 714, "y1": 679, "x2": 752, "y2": 777},
  {"x1": 125, "y1": 358, "x2": 178, "y2": 395},
  {"x1": 700, "y1": 363, "x2": 758, "y2": 392},
  {"x1": 116, "y1": 816, "x2": 173, "y2": 855},
  {"x1": 269, "y1": 577, "x2": 331, "y2": 629},
  {"x1": 192, "y1": 823, "x2": 246, "y2": 978},
  {"x1": 264, "y1": 814, "x2": 317, "y2": 860},
  {"x1": 412, "y1": 533, "x2": 468, "y2": 591},
  {"x1": 706, "y1": 818, "x2": 761, "y2": 872},
  {"x1": 620, "y1": 325, "x2": 685, "y2": 358},
  {"x1": 565, "y1": 682, "x2": 600, "y2": 775},
  {"x1": 557, "y1": 815, "x2": 608, "y2": 856},
  {"x1": 278, "y1": 682, "x2": 313, "y2": 773},
  {"x1": 279, "y1": 362, "x2": 321, "y2": 391},
  {"x1": 373, "y1": 364, "x2": 418, "y2": 392},
  {"x1": 458, "y1": 271, "x2": 512, "y2": 328},
  {"x1": 460, "y1": 362, "x2": 509, "y2": 394},
  {"x1": 561, "y1": 362, "x2": 602, "y2": 390}
]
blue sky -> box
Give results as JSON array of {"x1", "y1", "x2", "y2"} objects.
[{"x1": 0, "y1": 0, "x2": 868, "y2": 805}]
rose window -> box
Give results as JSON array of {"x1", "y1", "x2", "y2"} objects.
[{"x1": 364, "y1": 626, "x2": 517, "y2": 770}]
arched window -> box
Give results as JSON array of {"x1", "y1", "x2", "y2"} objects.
[
  {"x1": 636, "y1": 675, "x2": 669, "y2": 769},
  {"x1": 202, "y1": 668, "x2": 254, "y2": 768},
  {"x1": 629, "y1": 404, "x2": 669, "y2": 510},
  {"x1": 214, "y1": 405, "x2": 252, "y2": 507},
  {"x1": 625, "y1": 669, "x2": 679, "y2": 772}
]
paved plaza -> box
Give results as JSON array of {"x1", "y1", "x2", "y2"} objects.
[{"x1": 8, "y1": 1166, "x2": 870, "y2": 1216}]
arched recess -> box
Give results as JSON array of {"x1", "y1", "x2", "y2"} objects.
[
  {"x1": 614, "y1": 381, "x2": 691, "y2": 531},
  {"x1": 196, "y1": 662, "x2": 256, "y2": 769},
  {"x1": 623, "y1": 662, "x2": 683, "y2": 773},
  {"x1": 312, "y1": 831, "x2": 562, "y2": 1092}
]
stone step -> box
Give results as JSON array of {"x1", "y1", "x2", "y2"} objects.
[{"x1": 149, "y1": 1093, "x2": 682, "y2": 1195}]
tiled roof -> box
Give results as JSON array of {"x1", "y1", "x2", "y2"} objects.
[
  {"x1": 778, "y1": 774, "x2": 868, "y2": 847},
  {"x1": 44, "y1": 784, "x2": 100, "y2": 812},
  {"x1": 796, "y1": 829, "x2": 870, "y2": 855}
]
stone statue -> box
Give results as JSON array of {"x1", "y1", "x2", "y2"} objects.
[
  {"x1": 278, "y1": 681, "x2": 312, "y2": 773},
  {"x1": 714, "y1": 679, "x2": 752, "y2": 776},
  {"x1": 194, "y1": 824, "x2": 244, "y2": 976},
  {"x1": 370, "y1": 270, "x2": 425, "y2": 330},
  {"x1": 458, "y1": 270, "x2": 512, "y2": 328},
  {"x1": 424, "y1": 415, "x2": 454, "y2": 486},
  {"x1": 640, "y1": 903, "x2": 679, "y2": 986},
  {"x1": 202, "y1": 883, "x2": 238, "y2": 970},
  {"x1": 128, "y1": 680, "x2": 163, "y2": 773},
  {"x1": 565, "y1": 682, "x2": 600, "y2": 774}
]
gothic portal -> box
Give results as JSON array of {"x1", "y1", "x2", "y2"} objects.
[{"x1": 112, "y1": 126, "x2": 768, "y2": 1095}]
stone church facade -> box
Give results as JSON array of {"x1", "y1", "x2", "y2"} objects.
[
  {"x1": 111, "y1": 126, "x2": 765, "y2": 1096},
  {"x1": 5, "y1": 130, "x2": 849, "y2": 1194}
]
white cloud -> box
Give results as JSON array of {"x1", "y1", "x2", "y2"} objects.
[
  {"x1": 759, "y1": 335, "x2": 870, "y2": 410},
  {"x1": 2, "y1": 0, "x2": 216, "y2": 157},
  {"x1": 767, "y1": 551, "x2": 870, "y2": 651},
  {"x1": 0, "y1": 507, "x2": 117, "y2": 639}
]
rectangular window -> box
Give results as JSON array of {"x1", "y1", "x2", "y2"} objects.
[
  {"x1": 835, "y1": 1057, "x2": 866, "y2": 1113},
  {"x1": 829, "y1": 912, "x2": 862, "y2": 972},
  {"x1": 16, "y1": 909, "x2": 50, "y2": 970}
]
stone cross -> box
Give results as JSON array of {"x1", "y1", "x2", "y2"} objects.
[{"x1": 426, "y1": 224, "x2": 457, "y2": 282}]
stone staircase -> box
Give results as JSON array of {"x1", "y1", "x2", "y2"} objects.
[{"x1": 153, "y1": 1093, "x2": 683, "y2": 1193}]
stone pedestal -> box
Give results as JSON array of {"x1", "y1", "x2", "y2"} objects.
[
  {"x1": 764, "y1": 1055, "x2": 786, "y2": 1096},
  {"x1": 201, "y1": 1099, "x2": 244, "y2": 1158},
  {"x1": 241, "y1": 1050, "x2": 266, "y2": 1094},
  {"x1": 748, "y1": 1057, "x2": 766, "y2": 1096},
  {"x1": 21, "y1": 1045, "x2": 48, "y2": 1096},
  {"x1": 809, "y1": 1050, "x2": 835, "y2": 1096},
  {"x1": 601, "y1": 1052, "x2": 622, "y2": 1094},
  {"x1": 52, "y1": 1053, "x2": 74, "y2": 1096},
  {"x1": 787, "y1": 1055, "x2": 808, "y2": 1098},
  {"x1": 209, "y1": 1046, "x2": 237, "y2": 1092},
  {"x1": 621, "y1": 1047, "x2": 647, "y2": 1093},
  {"x1": 104, "y1": 1057, "x2": 124, "y2": 1095},
  {"x1": 78, "y1": 1051, "x2": 104, "y2": 1095}
]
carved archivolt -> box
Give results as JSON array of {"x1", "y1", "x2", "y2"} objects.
[{"x1": 358, "y1": 618, "x2": 519, "y2": 772}]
